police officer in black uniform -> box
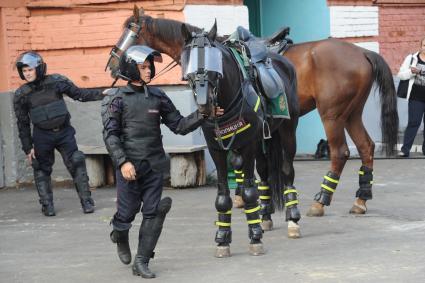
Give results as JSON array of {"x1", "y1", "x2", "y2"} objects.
[
  {"x1": 14, "y1": 51, "x2": 104, "y2": 216},
  {"x1": 102, "y1": 45, "x2": 222, "y2": 278}
]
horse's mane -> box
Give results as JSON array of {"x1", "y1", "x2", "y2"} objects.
[{"x1": 123, "y1": 15, "x2": 227, "y2": 43}]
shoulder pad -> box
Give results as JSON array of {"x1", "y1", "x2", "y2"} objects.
[
  {"x1": 15, "y1": 84, "x2": 32, "y2": 97},
  {"x1": 148, "y1": 86, "x2": 166, "y2": 97},
  {"x1": 44, "y1": 74, "x2": 72, "y2": 84},
  {"x1": 103, "y1": 88, "x2": 120, "y2": 96}
]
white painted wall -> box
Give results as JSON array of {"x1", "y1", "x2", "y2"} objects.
[
  {"x1": 354, "y1": 41, "x2": 380, "y2": 53},
  {"x1": 183, "y1": 5, "x2": 249, "y2": 36},
  {"x1": 330, "y1": 6, "x2": 378, "y2": 38}
]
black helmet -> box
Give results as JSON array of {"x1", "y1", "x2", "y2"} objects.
[
  {"x1": 118, "y1": 45, "x2": 162, "y2": 82},
  {"x1": 16, "y1": 51, "x2": 46, "y2": 81}
]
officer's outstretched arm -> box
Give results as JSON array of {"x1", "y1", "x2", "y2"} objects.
[
  {"x1": 160, "y1": 95, "x2": 205, "y2": 135},
  {"x1": 55, "y1": 74, "x2": 104, "y2": 102},
  {"x1": 101, "y1": 95, "x2": 127, "y2": 168}
]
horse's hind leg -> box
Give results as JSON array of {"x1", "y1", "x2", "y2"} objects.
[
  {"x1": 229, "y1": 151, "x2": 245, "y2": 208},
  {"x1": 255, "y1": 145, "x2": 274, "y2": 231},
  {"x1": 279, "y1": 121, "x2": 301, "y2": 238},
  {"x1": 346, "y1": 116, "x2": 375, "y2": 214},
  {"x1": 307, "y1": 120, "x2": 349, "y2": 217},
  {"x1": 210, "y1": 149, "x2": 233, "y2": 258}
]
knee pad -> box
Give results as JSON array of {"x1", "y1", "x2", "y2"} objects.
[
  {"x1": 242, "y1": 186, "x2": 259, "y2": 204},
  {"x1": 215, "y1": 194, "x2": 232, "y2": 212},
  {"x1": 71, "y1": 150, "x2": 86, "y2": 167}
]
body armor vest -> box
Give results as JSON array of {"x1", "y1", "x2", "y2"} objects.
[
  {"x1": 120, "y1": 87, "x2": 167, "y2": 171},
  {"x1": 22, "y1": 76, "x2": 70, "y2": 129}
]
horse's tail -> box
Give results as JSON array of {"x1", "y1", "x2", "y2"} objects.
[
  {"x1": 266, "y1": 131, "x2": 285, "y2": 211},
  {"x1": 364, "y1": 51, "x2": 399, "y2": 156}
]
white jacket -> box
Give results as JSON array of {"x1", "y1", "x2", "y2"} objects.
[{"x1": 397, "y1": 52, "x2": 419, "y2": 100}]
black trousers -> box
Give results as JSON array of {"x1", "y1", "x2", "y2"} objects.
[
  {"x1": 401, "y1": 99, "x2": 425, "y2": 155},
  {"x1": 112, "y1": 160, "x2": 163, "y2": 231},
  {"x1": 33, "y1": 125, "x2": 78, "y2": 176}
]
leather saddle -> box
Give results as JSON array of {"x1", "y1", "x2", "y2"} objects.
[{"x1": 230, "y1": 26, "x2": 292, "y2": 100}]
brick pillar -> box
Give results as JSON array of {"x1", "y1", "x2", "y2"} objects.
[{"x1": 0, "y1": 7, "x2": 30, "y2": 91}]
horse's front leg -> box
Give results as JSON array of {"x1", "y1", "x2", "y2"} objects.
[
  {"x1": 210, "y1": 149, "x2": 233, "y2": 258},
  {"x1": 240, "y1": 146, "x2": 264, "y2": 256}
]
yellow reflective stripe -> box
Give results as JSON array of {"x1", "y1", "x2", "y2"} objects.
[
  {"x1": 244, "y1": 206, "x2": 260, "y2": 214},
  {"x1": 321, "y1": 184, "x2": 335, "y2": 193},
  {"x1": 234, "y1": 170, "x2": 242, "y2": 173},
  {"x1": 324, "y1": 175, "x2": 339, "y2": 184},
  {"x1": 285, "y1": 200, "x2": 299, "y2": 207},
  {"x1": 215, "y1": 221, "x2": 231, "y2": 227},
  {"x1": 218, "y1": 210, "x2": 232, "y2": 215},
  {"x1": 255, "y1": 180, "x2": 260, "y2": 184},
  {"x1": 358, "y1": 171, "x2": 364, "y2": 175},
  {"x1": 370, "y1": 181, "x2": 374, "y2": 184},
  {"x1": 254, "y1": 96, "x2": 260, "y2": 112},
  {"x1": 247, "y1": 219, "x2": 262, "y2": 224},
  {"x1": 258, "y1": 186, "x2": 269, "y2": 191},
  {"x1": 236, "y1": 178, "x2": 243, "y2": 182},
  {"x1": 259, "y1": 195, "x2": 271, "y2": 200},
  {"x1": 215, "y1": 124, "x2": 252, "y2": 140},
  {"x1": 283, "y1": 189, "x2": 297, "y2": 194}
]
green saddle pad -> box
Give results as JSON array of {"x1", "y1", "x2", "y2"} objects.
[{"x1": 267, "y1": 92, "x2": 290, "y2": 119}]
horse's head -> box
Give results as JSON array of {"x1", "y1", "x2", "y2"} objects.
[
  {"x1": 105, "y1": 5, "x2": 153, "y2": 78},
  {"x1": 180, "y1": 21, "x2": 222, "y2": 117}
]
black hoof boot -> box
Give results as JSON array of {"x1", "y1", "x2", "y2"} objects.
[
  {"x1": 41, "y1": 203, "x2": 55, "y2": 216},
  {"x1": 110, "y1": 230, "x2": 131, "y2": 265},
  {"x1": 81, "y1": 198, "x2": 95, "y2": 214},
  {"x1": 133, "y1": 256, "x2": 156, "y2": 279}
]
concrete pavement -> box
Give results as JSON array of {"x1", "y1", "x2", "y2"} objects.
[{"x1": 1, "y1": 159, "x2": 425, "y2": 283}]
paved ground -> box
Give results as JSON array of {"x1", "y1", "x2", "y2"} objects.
[{"x1": 1, "y1": 159, "x2": 425, "y2": 283}]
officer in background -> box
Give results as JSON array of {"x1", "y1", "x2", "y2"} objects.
[
  {"x1": 102, "y1": 45, "x2": 222, "y2": 278},
  {"x1": 14, "y1": 51, "x2": 105, "y2": 216}
]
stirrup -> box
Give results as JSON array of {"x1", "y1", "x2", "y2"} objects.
[{"x1": 262, "y1": 120, "x2": 271, "y2": 139}]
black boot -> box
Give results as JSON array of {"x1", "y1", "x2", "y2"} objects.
[
  {"x1": 133, "y1": 197, "x2": 172, "y2": 279},
  {"x1": 110, "y1": 229, "x2": 132, "y2": 265},
  {"x1": 33, "y1": 163, "x2": 55, "y2": 217},
  {"x1": 81, "y1": 198, "x2": 95, "y2": 214},
  {"x1": 70, "y1": 151, "x2": 95, "y2": 213}
]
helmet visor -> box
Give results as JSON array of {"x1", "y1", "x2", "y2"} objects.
[
  {"x1": 16, "y1": 53, "x2": 42, "y2": 69},
  {"x1": 125, "y1": 46, "x2": 163, "y2": 64}
]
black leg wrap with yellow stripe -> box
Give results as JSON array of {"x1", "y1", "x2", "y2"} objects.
[
  {"x1": 355, "y1": 166, "x2": 373, "y2": 200},
  {"x1": 258, "y1": 181, "x2": 274, "y2": 215},
  {"x1": 243, "y1": 178, "x2": 263, "y2": 242},
  {"x1": 234, "y1": 170, "x2": 243, "y2": 196},
  {"x1": 284, "y1": 185, "x2": 300, "y2": 222},
  {"x1": 215, "y1": 211, "x2": 232, "y2": 245},
  {"x1": 314, "y1": 171, "x2": 340, "y2": 206}
]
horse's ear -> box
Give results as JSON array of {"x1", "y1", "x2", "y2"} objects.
[
  {"x1": 181, "y1": 24, "x2": 192, "y2": 42},
  {"x1": 208, "y1": 19, "x2": 217, "y2": 42},
  {"x1": 139, "y1": 7, "x2": 145, "y2": 17},
  {"x1": 133, "y1": 5, "x2": 139, "y2": 23}
]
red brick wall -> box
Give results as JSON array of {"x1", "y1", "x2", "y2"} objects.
[
  {"x1": 379, "y1": 5, "x2": 425, "y2": 73},
  {"x1": 0, "y1": 0, "x2": 243, "y2": 92}
]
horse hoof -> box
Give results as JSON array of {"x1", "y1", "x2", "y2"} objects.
[
  {"x1": 287, "y1": 221, "x2": 301, "y2": 239},
  {"x1": 260, "y1": 220, "x2": 273, "y2": 231},
  {"x1": 233, "y1": 195, "x2": 245, "y2": 209},
  {"x1": 248, "y1": 243, "x2": 265, "y2": 256},
  {"x1": 349, "y1": 203, "x2": 367, "y2": 214},
  {"x1": 215, "y1": 246, "x2": 231, "y2": 258},
  {"x1": 306, "y1": 203, "x2": 324, "y2": 217}
]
